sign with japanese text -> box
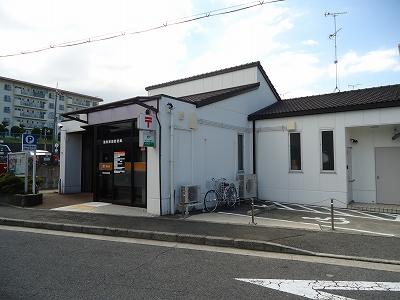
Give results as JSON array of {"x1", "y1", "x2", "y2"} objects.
[{"x1": 139, "y1": 130, "x2": 156, "y2": 148}]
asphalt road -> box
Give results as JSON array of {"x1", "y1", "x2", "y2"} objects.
[{"x1": 1, "y1": 227, "x2": 400, "y2": 300}]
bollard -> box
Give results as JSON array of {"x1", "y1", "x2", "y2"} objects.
[
  {"x1": 250, "y1": 198, "x2": 257, "y2": 225},
  {"x1": 330, "y1": 198, "x2": 334, "y2": 230}
]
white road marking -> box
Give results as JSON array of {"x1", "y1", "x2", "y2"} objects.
[
  {"x1": 349, "y1": 210, "x2": 389, "y2": 221},
  {"x1": 235, "y1": 278, "x2": 400, "y2": 300},
  {"x1": 295, "y1": 204, "x2": 323, "y2": 213},
  {"x1": 274, "y1": 202, "x2": 396, "y2": 221},
  {"x1": 273, "y1": 202, "x2": 295, "y2": 210},
  {"x1": 1, "y1": 225, "x2": 400, "y2": 272},
  {"x1": 303, "y1": 216, "x2": 350, "y2": 225},
  {"x1": 320, "y1": 225, "x2": 395, "y2": 237}
]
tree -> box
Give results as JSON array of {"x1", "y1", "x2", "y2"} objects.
[
  {"x1": 0, "y1": 123, "x2": 7, "y2": 133},
  {"x1": 41, "y1": 127, "x2": 53, "y2": 137},
  {"x1": 31, "y1": 127, "x2": 41, "y2": 135},
  {"x1": 10, "y1": 126, "x2": 24, "y2": 134}
]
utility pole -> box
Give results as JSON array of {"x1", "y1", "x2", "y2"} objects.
[
  {"x1": 325, "y1": 11, "x2": 347, "y2": 92},
  {"x1": 53, "y1": 82, "x2": 58, "y2": 154}
]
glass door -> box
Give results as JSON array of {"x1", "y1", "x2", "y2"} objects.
[
  {"x1": 112, "y1": 141, "x2": 132, "y2": 206},
  {"x1": 97, "y1": 144, "x2": 113, "y2": 202}
]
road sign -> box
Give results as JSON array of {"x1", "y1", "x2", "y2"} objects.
[
  {"x1": 138, "y1": 114, "x2": 156, "y2": 131},
  {"x1": 236, "y1": 279, "x2": 400, "y2": 300},
  {"x1": 22, "y1": 133, "x2": 37, "y2": 151}
]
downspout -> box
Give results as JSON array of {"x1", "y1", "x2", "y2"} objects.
[
  {"x1": 155, "y1": 100, "x2": 162, "y2": 216},
  {"x1": 252, "y1": 120, "x2": 256, "y2": 174},
  {"x1": 167, "y1": 102, "x2": 175, "y2": 215}
]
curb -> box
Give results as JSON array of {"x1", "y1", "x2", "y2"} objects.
[{"x1": 0, "y1": 217, "x2": 399, "y2": 265}]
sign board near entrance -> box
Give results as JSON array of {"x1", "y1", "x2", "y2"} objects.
[
  {"x1": 138, "y1": 114, "x2": 156, "y2": 131},
  {"x1": 139, "y1": 130, "x2": 156, "y2": 148}
]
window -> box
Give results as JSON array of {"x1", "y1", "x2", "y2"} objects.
[
  {"x1": 238, "y1": 134, "x2": 244, "y2": 171},
  {"x1": 49, "y1": 103, "x2": 54, "y2": 109},
  {"x1": 4, "y1": 95, "x2": 11, "y2": 102},
  {"x1": 289, "y1": 132, "x2": 301, "y2": 171},
  {"x1": 3, "y1": 107, "x2": 10, "y2": 113},
  {"x1": 59, "y1": 104, "x2": 64, "y2": 111},
  {"x1": 321, "y1": 130, "x2": 335, "y2": 171},
  {"x1": 4, "y1": 84, "x2": 11, "y2": 91}
]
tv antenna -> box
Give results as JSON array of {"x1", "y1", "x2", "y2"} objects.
[
  {"x1": 325, "y1": 11, "x2": 347, "y2": 92},
  {"x1": 348, "y1": 84, "x2": 362, "y2": 90}
]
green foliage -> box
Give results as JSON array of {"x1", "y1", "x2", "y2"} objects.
[
  {"x1": 31, "y1": 127, "x2": 41, "y2": 135},
  {"x1": 0, "y1": 173, "x2": 43, "y2": 194},
  {"x1": 10, "y1": 126, "x2": 24, "y2": 134},
  {"x1": 0, "y1": 173, "x2": 24, "y2": 194},
  {"x1": 0, "y1": 123, "x2": 7, "y2": 133}
]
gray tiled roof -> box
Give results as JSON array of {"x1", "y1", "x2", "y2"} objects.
[
  {"x1": 249, "y1": 84, "x2": 400, "y2": 120},
  {"x1": 179, "y1": 83, "x2": 260, "y2": 107}
]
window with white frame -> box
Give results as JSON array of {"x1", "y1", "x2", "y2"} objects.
[
  {"x1": 238, "y1": 134, "x2": 244, "y2": 172},
  {"x1": 321, "y1": 130, "x2": 335, "y2": 171},
  {"x1": 289, "y1": 132, "x2": 301, "y2": 171}
]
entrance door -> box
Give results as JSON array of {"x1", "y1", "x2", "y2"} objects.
[
  {"x1": 376, "y1": 147, "x2": 400, "y2": 205},
  {"x1": 346, "y1": 147, "x2": 353, "y2": 202},
  {"x1": 97, "y1": 145, "x2": 113, "y2": 201}
]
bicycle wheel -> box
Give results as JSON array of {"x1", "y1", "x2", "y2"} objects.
[
  {"x1": 204, "y1": 190, "x2": 218, "y2": 212},
  {"x1": 226, "y1": 185, "x2": 237, "y2": 207}
]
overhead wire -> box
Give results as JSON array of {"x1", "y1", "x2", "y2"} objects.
[{"x1": 0, "y1": 0, "x2": 285, "y2": 58}]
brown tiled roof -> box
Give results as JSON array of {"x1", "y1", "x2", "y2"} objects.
[
  {"x1": 179, "y1": 83, "x2": 260, "y2": 107},
  {"x1": 145, "y1": 61, "x2": 281, "y2": 101},
  {"x1": 249, "y1": 84, "x2": 400, "y2": 120}
]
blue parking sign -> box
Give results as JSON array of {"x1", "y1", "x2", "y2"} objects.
[{"x1": 22, "y1": 133, "x2": 37, "y2": 151}]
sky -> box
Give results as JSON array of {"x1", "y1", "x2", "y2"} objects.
[{"x1": 0, "y1": 0, "x2": 399, "y2": 101}]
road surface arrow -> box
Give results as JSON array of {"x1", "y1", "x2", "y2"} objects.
[{"x1": 235, "y1": 279, "x2": 400, "y2": 300}]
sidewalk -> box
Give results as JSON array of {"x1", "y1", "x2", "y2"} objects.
[{"x1": 0, "y1": 204, "x2": 399, "y2": 264}]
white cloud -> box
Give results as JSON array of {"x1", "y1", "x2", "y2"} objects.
[
  {"x1": 302, "y1": 39, "x2": 318, "y2": 46},
  {"x1": 333, "y1": 48, "x2": 400, "y2": 77}
]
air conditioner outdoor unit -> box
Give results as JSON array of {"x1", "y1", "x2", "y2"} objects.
[
  {"x1": 237, "y1": 174, "x2": 257, "y2": 199},
  {"x1": 180, "y1": 185, "x2": 200, "y2": 205}
]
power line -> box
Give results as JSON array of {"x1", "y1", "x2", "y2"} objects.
[{"x1": 0, "y1": 0, "x2": 285, "y2": 58}]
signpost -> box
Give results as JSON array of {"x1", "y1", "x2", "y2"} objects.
[{"x1": 22, "y1": 133, "x2": 38, "y2": 194}]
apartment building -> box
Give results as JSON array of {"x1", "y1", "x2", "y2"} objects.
[{"x1": 0, "y1": 76, "x2": 102, "y2": 136}]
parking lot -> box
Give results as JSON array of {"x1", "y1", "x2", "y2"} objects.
[{"x1": 217, "y1": 200, "x2": 400, "y2": 237}]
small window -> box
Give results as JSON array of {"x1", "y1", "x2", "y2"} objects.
[
  {"x1": 49, "y1": 103, "x2": 54, "y2": 109},
  {"x1": 4, "y1": 84, "x2": 11, "y2": 91},
  {"x1": 289, "y1": 132, "x2": 301, "y2": 171},
  {"x1": 59, "y1": 104, "x2": 64, "y2": 111},
  {"x1": 3, "y1": 107, "x2": 10, "y2": 113},
  {"x1": 4, "y1": 95, "x2": 11, "y2": 102},
  {"x1": 321, "y1": 130, "x2": 335, "y2": 171},
  {"x1": 238, "y1": 134, "x2": 244, "y2": 171}
]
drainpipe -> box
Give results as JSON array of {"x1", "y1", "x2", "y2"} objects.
[
  {"x1": 155, "y1": 100, "x2": 162, "y2": 216},
  {"x1": 167, "y1": 102, "x2": 175, "y2": 215}
]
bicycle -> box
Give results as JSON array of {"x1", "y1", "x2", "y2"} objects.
[{"x1": 203, "y1": 178, "x2": 238, "y2": 212}]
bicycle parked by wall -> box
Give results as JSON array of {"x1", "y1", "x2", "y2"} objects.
[{"x1": 203, "y1": 178, "x2": 238, "y2": 212}]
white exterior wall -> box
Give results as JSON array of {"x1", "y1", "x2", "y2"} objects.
[
  {"x1": 60, "y1": 120, "x2": 85, "y2": 193},
  {"x1": 255, "y1": 106, "x2": 400, "y2": 208},
  {"x1": 147, "y1": 67, "x2": 258, "y2": 97},
  {"x1": 158, "y1": 75, "x2": 277, "y2": 213}
]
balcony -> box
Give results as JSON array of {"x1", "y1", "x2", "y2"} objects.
[
  {"x1": 14, "y1": 111, "x2": 46, "y2": 120},
  {"x1": 14, "y1": 99, "x2": 46, "y2": 110},
  {"x1": 14, "y1": 88, "x2": 47, "y2": 100}
]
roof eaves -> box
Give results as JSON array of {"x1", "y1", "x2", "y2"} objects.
[
  {"x1": 248, "y1": 99, "x2": 400, "y2": 121},
  {"x1": 255, "y1": 62, "x2": 282, "y2": 102},
  {"x1": 145, "y1": 61, "x2": 260, "y2": 91}
]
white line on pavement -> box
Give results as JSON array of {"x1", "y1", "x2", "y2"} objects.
[
  {"x1": 273, "y1": 202, "x2": 295, "y2": 210},
  {"x1": 295, "y1": 204, "x2": 324, "y2": 213},
  {"x1": 349, "y1": 210, "x2": 389, "y2": 221}
]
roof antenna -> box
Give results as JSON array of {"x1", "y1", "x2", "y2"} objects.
[
  {"x1": 325, "y1": 11, "x2": 347, "y2": 92},
  {"x1": 348, "y1": 84, "x2": 362, "y2": 90}
]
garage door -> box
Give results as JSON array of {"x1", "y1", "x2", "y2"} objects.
[{"x1": 375, "y1": 147, "x2": 400, "y2": 205}]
